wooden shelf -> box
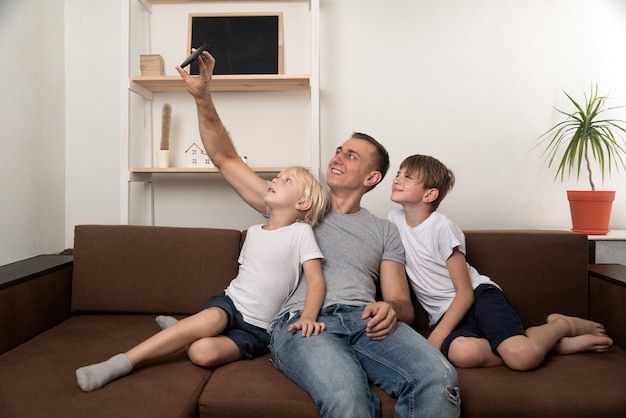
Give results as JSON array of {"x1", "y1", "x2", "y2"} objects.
[
  {"x1": 148, "y1": 1, "x2": 306, "y2": 3},
  {"x1": 131, "y1": 74, "x2": 310, "y2": 92},
  {"x1": 123, "y1": 0, "x2": 318, "y2": 225},
  {"x1": 131, "y1": 167, "x2": 284, "y2": 174}
]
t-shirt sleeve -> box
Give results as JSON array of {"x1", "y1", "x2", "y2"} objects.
[
  {"x1": 382, "y1": 220, "x2": 406, "y2": 265},
  {"x1": 299, "y1": 224, "x2": 324, "y2": 264},
  {"x1": 435, "y1": 219, "x2": 465, "y2": 262}
]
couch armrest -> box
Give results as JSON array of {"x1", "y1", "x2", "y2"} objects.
[
  {"x1": 588, "y1": 264, "x2": 626, "y2": 348},
  {"x1": 0, "y1": 255, "x2": 73, "y2": 355}
]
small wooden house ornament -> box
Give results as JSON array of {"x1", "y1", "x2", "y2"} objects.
[{"x1": 185, "y1": 143, "x2": 214, "y2": 168}]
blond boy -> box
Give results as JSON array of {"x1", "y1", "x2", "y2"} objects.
[{"x1": 77, "y1": 166, "x2": 329, "y2": 391}]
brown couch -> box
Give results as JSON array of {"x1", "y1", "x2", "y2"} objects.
[{"x1": 1, "y1": 225, "x2": 625, "y2": 417}]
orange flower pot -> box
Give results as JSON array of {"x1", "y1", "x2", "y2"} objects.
[{"x1": 566, "y1": 190, "x2": 616, "y2": 235}]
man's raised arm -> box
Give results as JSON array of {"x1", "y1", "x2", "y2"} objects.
[{"x1": 175, "y1": 51, "x2": 268, "y2": 215}]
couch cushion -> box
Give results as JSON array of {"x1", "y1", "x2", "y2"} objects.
[
  {"x1": 199, "y1": 347, "x2": 626, "y2": 418},
  {"x1": 198, "y1": 354, "x2": 398, "y2": 418},
  {"x1": 457, "y1": 346, "x2": 626, "y2": 418},
  {"x1": 198, "y1": 354, "x2": 319, "y2": 418},
  {"x1": 72, "y1": 225, "x2": 241, "y2": 314},
  {"x1": 0, "y1": 314, "x2": 211, "y2": 418}
]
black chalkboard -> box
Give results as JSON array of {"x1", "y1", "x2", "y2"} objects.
[{"x1": 188, "y1": 13, "x2": 283, "y2": 75}]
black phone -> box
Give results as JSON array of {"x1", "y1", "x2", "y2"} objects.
[{"x1": 181, "y1": 43, "x2": 208, "y2": 68}]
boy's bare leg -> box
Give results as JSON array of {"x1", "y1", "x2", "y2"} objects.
[
  {"x1": 546, "y1": 313, "x2": 613, "y2": 355},
  {"x1": 551, "y1": 333, "x2": 613, "y2": 354},
  {"x1": 447, "y1": 336, "x2": 504, "y2": 368},
  {"x1": 125, "y1": 308, "x2": 229, "y2": 368},
  {"x1": 546, "y1": 313, "x2": 607, "y2": 337},
  {"x1": 498, "y1": 314, "x2": 613, "y2": 371},
  {"x1": 76, "y1": 308, "x2": 228, "y2": 392},
  {"x1": 447, "y1": 313, "x2": 613, "y2": 371},
  {"x1": 187, "y1": 335, "x2": 244, "y2": 368}
]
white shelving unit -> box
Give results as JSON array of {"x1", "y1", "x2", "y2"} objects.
[{"x1": 120, "y1": 0, "x2": 320, "y2": 225}]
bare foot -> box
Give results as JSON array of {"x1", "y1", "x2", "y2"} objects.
[
  {"x1": 552, "y1": 334, "x2": 613, "y2": 355},
  {"x1": 547, "y1": 313, "x2": 607, "y2": 337}
]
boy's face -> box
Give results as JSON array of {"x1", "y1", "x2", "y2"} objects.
[
  {"x1": 265, "y1": 169, "x2": 303, "y2": 210},
  {"x1": 391, "y1": 167, "x2": 431, "y2": 206}
]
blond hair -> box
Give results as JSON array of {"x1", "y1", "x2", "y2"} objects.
[{"x1": 281, "y1": 166, "x2": 329, "y2": 227}]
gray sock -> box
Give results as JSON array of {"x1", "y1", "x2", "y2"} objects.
[
  {"x1": 76, "y1": 353, "x2": 133, "y2": 392},
  {"x1": 156, "y1": 315, "x2": 178, "y2": 329}
]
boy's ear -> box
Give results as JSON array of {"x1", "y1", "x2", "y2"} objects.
[
  {"x1": 424, "y1": 188, "x2": 439, "y2": 203},
  {"x1": 296, "y1": 198, "x2": 312, "y2": 212}
]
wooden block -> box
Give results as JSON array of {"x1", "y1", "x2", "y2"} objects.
[{"x1": 140, "y1": 54, "x2": 164, "y2": 76}]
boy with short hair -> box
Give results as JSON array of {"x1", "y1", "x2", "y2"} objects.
[{"x1": 388, "y1": 154, "x2": 613, "y2": 370}]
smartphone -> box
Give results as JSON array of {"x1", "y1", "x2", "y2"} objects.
[{"x1": 181, "y1": 43, "x2": 208, "y2": 68}]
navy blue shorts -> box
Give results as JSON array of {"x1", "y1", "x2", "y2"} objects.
[
  {"x1": 199, "y1": 293, "x2": 270, "y2": 359},
  {"x1": 437, "y1": 284, "x2": 526, "y2": 358}
]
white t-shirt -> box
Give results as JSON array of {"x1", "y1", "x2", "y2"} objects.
[
  {"x1": 225, "y1": 222, "x2": 323, "y2": 330},
  {"x1": 388, "y1": 209, "x2": 498, "y2": 326}
]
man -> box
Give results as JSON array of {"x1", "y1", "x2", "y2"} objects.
[{"x1": 176, "y1": 51, "x2": 460, "y2": 418}]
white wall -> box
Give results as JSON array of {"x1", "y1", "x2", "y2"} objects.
[
  {"x1": 64, "y1": 0, "x2": 123, "y2": 245},
  {"x1": 123, "y1": 0, "x2": 626, "y2": 234},
  {"x1": 1, "y1": 0, "x2": 625, "y2": 264},
  {"x1": 0, "y1": 0, "x2": 66, "y2": 265},
  {"x1": 320, "y1": 0, "x2": 626, "y2": 230}
]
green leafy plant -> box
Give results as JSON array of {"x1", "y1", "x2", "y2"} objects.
[{"x1": 536, "y1": 84, "x2": 626, "y2": 191}]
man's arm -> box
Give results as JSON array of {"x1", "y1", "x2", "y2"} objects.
[
  {"x1": 362, "y1": 260, "x2": 414, "y2": 340},
  {"x1": 175, "y1": 51, "x2": 268, "y2": 214}
]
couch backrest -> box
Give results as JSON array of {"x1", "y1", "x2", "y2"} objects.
[
  {"x1": 72, "y1": 226, "x2": 589, "y2": 327},
  {"x1": 71, "y1": 225, "x2": 242, "y2": 315},
  {"x1": 412, "y1": 230, "x2": 589, "y2": 330}
]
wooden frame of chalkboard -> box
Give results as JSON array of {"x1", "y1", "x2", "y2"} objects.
[{"x1": 187, "y1": 12, "x2": 283, "y2": 76}]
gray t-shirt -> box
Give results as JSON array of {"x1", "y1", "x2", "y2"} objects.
[{"x1": 272, "y1": 208, "x2": 406, "y2": 324}]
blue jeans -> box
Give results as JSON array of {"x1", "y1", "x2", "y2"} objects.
[{"x1": 270, "y1": 305, "x2": 460, "y2": 418}]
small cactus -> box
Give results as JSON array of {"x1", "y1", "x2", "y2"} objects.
[{"x1": 160, "y1": 103, "x2": 171, "y2": 151}]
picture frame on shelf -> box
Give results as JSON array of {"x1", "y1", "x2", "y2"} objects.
[{"x1": 187, "y1": 12, "x2": 283, "y2": 76}]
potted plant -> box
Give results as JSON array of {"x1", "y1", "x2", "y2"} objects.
[{"x1": 536, "y1": 83, "x2": 626, "y2": 235}]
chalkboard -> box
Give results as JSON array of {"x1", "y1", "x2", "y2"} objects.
[{"x1": 188, "y1": 13, "x2": 283, "y2": 76}]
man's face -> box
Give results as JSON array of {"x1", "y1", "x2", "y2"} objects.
[{"x1": 326, "y1": 137, "x2": 377, "y2": 192}]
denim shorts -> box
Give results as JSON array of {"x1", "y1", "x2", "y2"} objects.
[
  {"x1": 438, "y1": 284, "x2": 526, "y2": 358},
  {"x1": 199, "y1": 293, "x2": 270, "y2": 359}
]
